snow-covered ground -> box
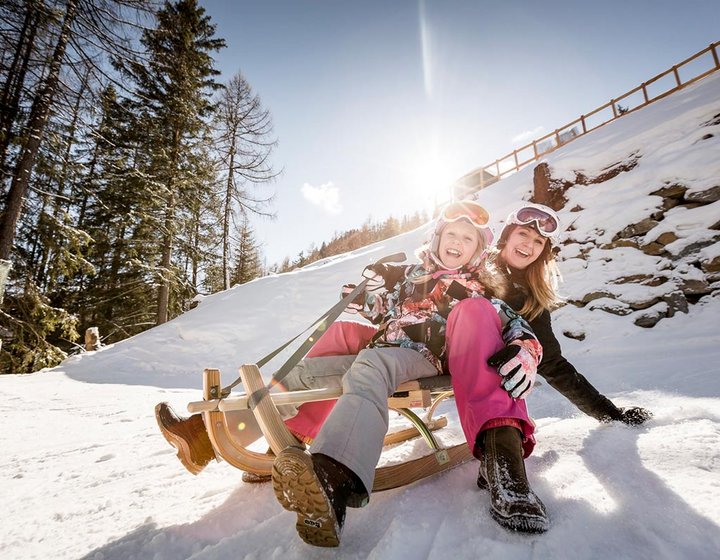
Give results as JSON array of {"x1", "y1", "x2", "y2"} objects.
[{"x1": 2, "y1": 71, "x2": 719, "y2": 560}]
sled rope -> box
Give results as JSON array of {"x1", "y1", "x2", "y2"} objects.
[{"x1": 222, "y1": 252, "x2": 407, "y2": 402}]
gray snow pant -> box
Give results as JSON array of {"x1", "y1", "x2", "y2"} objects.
[
  {"x1": 275, "y1": 354, "x2": 356, "y2": 418},
  {"x1": 309, "y1": 347, "x2": 439, "y2": 495}
]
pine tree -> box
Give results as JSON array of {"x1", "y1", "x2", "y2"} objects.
[
  {"x1": 114, "y1": 0, "x2": 225, "y2": 325},
  {"x1": 231, "y1": 216, "x2": 263, "y2": 285}
]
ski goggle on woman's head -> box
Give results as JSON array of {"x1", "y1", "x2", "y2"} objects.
[{"x1": 506, "y1": 203, "x2": 560, "y2": 238}]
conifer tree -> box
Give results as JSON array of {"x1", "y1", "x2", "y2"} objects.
[
  {"x1": 231, "y1": 216, "x2": 263, "y2": 285},
  {"x1": 113, "y1": 0, "x2": 225, "y2": 324}
]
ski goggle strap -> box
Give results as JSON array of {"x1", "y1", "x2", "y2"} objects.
[
  {"x1": 507, "y1": 205, "x2": 559, "y2": 237},
  {"x1": 440, "y1": 201, "x2": 490, "y2": 227}
]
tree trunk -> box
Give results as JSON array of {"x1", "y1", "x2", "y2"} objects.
[
  {"x1": 0, "y1": 0, "x2": 78, "y2": 261},
  {"x1": 0, "y1": 2, "x2": 39, "y2": 172},
  {"x1": 223, "y1": 136, "x2": 237, "y2": 290},
  {"x1": 155, "y1": 195, "x2": 175, "y2": 325}
]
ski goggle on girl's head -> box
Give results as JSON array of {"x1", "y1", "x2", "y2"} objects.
[
  {"x1": 506, "y1": 204, "x2": 560, "y2": 238},
  {"x1": 440, "y1": 201, "x2": 490, "y2": 227}
]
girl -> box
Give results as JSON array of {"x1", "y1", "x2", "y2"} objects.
[{"x1": 272, "y1": 201, "x2": 548, "y2": 547}]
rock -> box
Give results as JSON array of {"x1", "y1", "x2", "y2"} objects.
[
  {"x1": 663, "y1": 292, "x2": 688, "y2": 317},
  {"x1": 617, "y1": 218, "x2": 658, "y2": 238},
  {"x1": 588, "y1": 297, "x2": 633, "y2": 315},
  {"x1": 686, "y1": 185, "x2": 720, "y2": 203},
  {"x1": 650, "y1": 183, "x2": 687, "y2": 199},
  {"x1": 679, "y1": 278, "x2": 711, "y2": 296},
  {"x1": 633, "y1": 302, "x2": 668, "y2": 328},
  {"x1": 657, "y1": 231, "x2": 679, "y2": 245},
  {"x1": 641, "y1": 242, "x2": 666, "y2": 256},
  {"x1": 562, "y1": 330, "x2": 586, "y2": 341},
  {"x1": 579, "y1": 291, "x2": 614, "y2": 305},
  {"x1": 627, "y1": 296, "x2": 662, "y2": 311},
  {"x1": 702, "y1": 254, "x2": 720, "y2": 273}
]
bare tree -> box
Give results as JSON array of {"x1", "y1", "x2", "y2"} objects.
[{"x1": 215, "y1": 72, "x2": 278, "y2": 290}]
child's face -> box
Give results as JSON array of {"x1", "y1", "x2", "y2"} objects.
[{"x1": 437, "y1": 220, "x2": 481, "y2": 269}]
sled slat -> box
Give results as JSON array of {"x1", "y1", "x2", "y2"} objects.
[
  {"x1": 202, "y1": 368, "x2": 274, "y2": 474},
  {"x1": 238, "y1": 364, "x2": 303, "y2": 456}
]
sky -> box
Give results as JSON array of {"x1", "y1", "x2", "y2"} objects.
[
  {"x1": 1, "y1": 68, "x2": 719, "y2": 559},
  {"x1": 197, "y1": 0, "x2": 720, "y2": 267}
]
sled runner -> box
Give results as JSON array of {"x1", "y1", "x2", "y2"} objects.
[{"x1": 186, "y1": 365, "x2": 473, "y2": 492}]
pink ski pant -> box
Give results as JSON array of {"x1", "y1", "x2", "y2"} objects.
[{"x1": 284, "y1": 298, "x2": 535, "y2": 490}]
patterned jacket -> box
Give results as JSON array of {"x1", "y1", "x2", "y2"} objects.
[{"x1": 353, "y1": 253, "x2": 542, "y2": 372}]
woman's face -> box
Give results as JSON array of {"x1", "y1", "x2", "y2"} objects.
[
  {"x1": 437, "y1": 220, "x2": 481, "y2": 269},
  {"x1": 500, "y1": 225, "x2": 548, "y2": 270}
]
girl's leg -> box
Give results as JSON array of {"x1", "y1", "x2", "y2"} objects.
[
  {"x1": 272, "y1": 347, "x2": 438, "y2": 547},
  {"x1": 310, "y1": 347, "x2": 438, "y2": 495},
  {"x1": 445, "y1": 297, "x2": 535, "y2": 457},
  {"x1": 283, "y1": 321, "x2": 377, "y2": 440}
]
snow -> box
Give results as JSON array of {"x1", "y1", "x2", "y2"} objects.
[{"x1": 2, "y1": 72, "x2": 720, "y2": 560}]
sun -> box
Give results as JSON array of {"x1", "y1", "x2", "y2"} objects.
[{"x1": 406, "y1": 147, "x2": 456, "y2": 212}]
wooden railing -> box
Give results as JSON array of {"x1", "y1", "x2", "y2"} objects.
[{"x1": 453, "y1": 41, "x2": 720, "y2": 198}]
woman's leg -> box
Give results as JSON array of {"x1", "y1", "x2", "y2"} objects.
[
  {"x1": 445, "y1": 297, "x2": 535, "y2": 457},
  {"x1": 446, "y1": 297, "x2": 547, "y2": 533}
]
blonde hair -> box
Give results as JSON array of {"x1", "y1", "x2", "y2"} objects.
[{"x1": 496, "y1": 224, "x2": 561, "y2": 321}]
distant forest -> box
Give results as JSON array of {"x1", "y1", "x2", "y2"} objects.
[
  {"x1": 272, "y1": 211, "x2": 430, "y2": 273},
  {"x1": 0, "y1": 1, "x2": 431, "y2": 373}
]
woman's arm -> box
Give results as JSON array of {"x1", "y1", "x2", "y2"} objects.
[{"x1": 531, "y1": 310, "x2": 649, "y2": 423}]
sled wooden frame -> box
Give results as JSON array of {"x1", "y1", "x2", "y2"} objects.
[{"x1": 187, "y1": 365, "x2": 473, "y2": 492}]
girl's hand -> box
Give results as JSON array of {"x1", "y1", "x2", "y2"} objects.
[{"x1": 488, "y1": 342, "x2": 538, "y2": 399}]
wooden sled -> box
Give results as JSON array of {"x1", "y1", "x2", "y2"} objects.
[{"x1": 187, "y1": 365, "x2": 473, "y2": 492}]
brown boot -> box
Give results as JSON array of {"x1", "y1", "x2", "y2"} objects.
[
  {"x1": 272, "y1": 447, "x2": 365, "y2": 547},
  {"x1": 242, "y1": 448, "x2": 274, "y2": 484},
  {"x1": 478, "y1": 426, "x2": 549, "y2": 533},
  {"x1": 155, "y1": 402, "x2": 216, "y2": 475}
]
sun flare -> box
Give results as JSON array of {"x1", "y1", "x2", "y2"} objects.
[{"x1": 406, "y1": 149, "x2": 455, "y2": 212}]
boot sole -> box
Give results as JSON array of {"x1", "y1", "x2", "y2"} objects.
[
  {"x1": 154, "y1": 403, "x2": 208, "y2": 475},
  {"x1": 242, "y1": 470, "x2": 272, "y2": 484},
  {"x1": 272, "y1": 447, "x2": 341, "y2": 547},
  {"x1": 490, "y1": 507, "x2": 550, "y2": 534}
]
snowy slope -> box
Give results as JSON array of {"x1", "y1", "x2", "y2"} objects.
[{"x1": 1, "y1": 73, "x2": 720, "y2": 560}]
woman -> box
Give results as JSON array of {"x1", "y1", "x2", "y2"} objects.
[{"x1": 493, "y1": 202, "x2": 652, "y2": 427}]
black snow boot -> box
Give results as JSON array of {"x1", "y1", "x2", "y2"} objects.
[
  {"x1": 476, "y1": 426, "x2": 549, "y2": 534},
  {"x1": 272, "y1": 447, "x2": 366, "y2": 547}
]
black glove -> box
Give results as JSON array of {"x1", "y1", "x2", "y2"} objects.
[
  {"x1": 619, "y1": 407, "x2": 652, "y2": 426},
  {"x1": 362, "y1": 264, "x2": 392, "y2": 293},
  {"x1": 341, "y1": 284, "x2": 364, "y2": 314}
]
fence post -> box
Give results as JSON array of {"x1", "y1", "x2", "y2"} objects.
[
  {"x1": 712, "y1": 43, "x2": 719, "y2": 68},
  {"x1": 672, "y1": 65, "x2": 681, "y2": 86},
  {"x1": 85, "y1": 327, "x2": 101, "y2": 351}
]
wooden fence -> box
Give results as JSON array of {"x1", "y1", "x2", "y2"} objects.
[{"x1": 453, "y1": 41, "x2": 720, "y2": 199}]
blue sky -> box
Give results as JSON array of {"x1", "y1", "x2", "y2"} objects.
[{"x1": 199, "y1": 0, "x2": 720, "y2": 266}]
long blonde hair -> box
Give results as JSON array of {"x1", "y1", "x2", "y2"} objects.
[{"x1": 495, "y1": 224, "x2": 561, "y2": 321}]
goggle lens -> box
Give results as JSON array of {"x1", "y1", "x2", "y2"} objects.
[
  {"x1": 514, "y1": 207, "x2": 559, "y2": 235},
  {"x1": 441, "y1": 201, "x2": 490, "y2": 227}
]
